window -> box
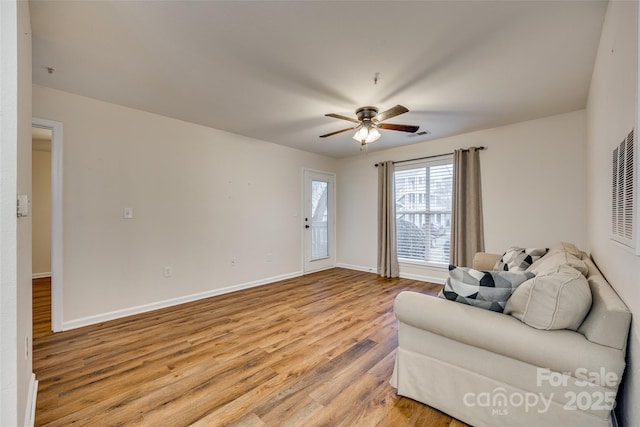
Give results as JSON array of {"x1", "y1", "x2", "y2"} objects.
[
  {"x1": 611, "y1": 129, "x2": 635, "y2": 249},
  {"x1": 311, "y1": 179, "x2": 329, "y2": 259},
  {"x1": 395, "y1": 156, "x2": 453, "y2": 265}
]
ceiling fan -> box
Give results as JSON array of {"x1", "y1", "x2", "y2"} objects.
[{"x1": 320, "y1": 105, "x2": 419, "y2": 145}]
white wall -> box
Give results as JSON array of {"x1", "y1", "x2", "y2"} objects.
[
  {"x1": 0, "y1": 3, "x2": 20, "y2": 424},
  {"x1": 33, "y1": 85, "x2": 336, "y2": 328},
  {"x1": 0, "y1": 1, "x2": 33, "y2": 425},
  {"x1": 16, "y1": 0, "x2": 33, "y2": 423},
  {"x1": 32, "y1": 148, "x2": 51, "y2": 276},
  {"x1": 585, "y1": 1, "x2": 640, "y2": 426},
  {"x1": 337, "y1": 110, "x2": 587, "y2": 283}
]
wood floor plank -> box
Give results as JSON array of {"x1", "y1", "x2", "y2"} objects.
[
  {"x1": 33, "y1": 269, "x2": 470, "y2": 426},
  {"x1": 307, "y1": 336, "x2": 397, "y2": 406}
]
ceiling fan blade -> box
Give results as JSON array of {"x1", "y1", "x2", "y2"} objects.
[
  {"x1": 319, "y1": 126, "x2": 357, "y2": 138},
  {"x1": 375, "y1": 105, "x2": 409, "y2": 122},
  {"x1": 325, "y1": 113, "x2": 360, "y2": 124},
  {"x1": 378, "y1": 123, "x2": 420, "y2": 133}
]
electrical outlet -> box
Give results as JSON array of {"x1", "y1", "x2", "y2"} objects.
[
  {"x1": 25, "y1": 335, "x2": 29, "y2": 359},
  {"x1": 163, "y1": 266, "x2": 172, "y2": 278}
]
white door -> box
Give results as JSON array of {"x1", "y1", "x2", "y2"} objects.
[{"x1": 303, "y1": 170, "x2": 335, "y2": 273}]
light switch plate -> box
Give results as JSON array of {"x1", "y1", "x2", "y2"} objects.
[
  {"x1": 124, "y1": 207, "x2": 134, "y2": 219},
  {"x1": 17, "y1": 194, "x2": 30, "y2": 217}
]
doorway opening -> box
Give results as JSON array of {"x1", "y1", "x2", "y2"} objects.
[
  {"x1": 32, "y1": 126, "x2": 52, "y2": 335},
  {"x1": 32, "y1": 118, "x2": 63, "y2": 332}
]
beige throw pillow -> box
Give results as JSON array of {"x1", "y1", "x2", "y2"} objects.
[
  {"x1": 505, "y1": 265, "x2": 592, "y2": 331},
  {"x1": 548, "y1": 241, "x2": 583, "y2": 258},
  {"x1": 526, "y1": 249, "x2": 588, "y2": 276}
]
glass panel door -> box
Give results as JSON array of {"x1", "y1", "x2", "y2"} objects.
[{"x1": 303, "y1": 170, "x2": 335, "y2": 272}]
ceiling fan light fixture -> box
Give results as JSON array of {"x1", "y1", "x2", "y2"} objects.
[
  {"x1": 352, "y1": 124, "x2": 381, "y2": 145},
  {"x1": 320, "y1": 105, "x2": 416, "y2": 144}
]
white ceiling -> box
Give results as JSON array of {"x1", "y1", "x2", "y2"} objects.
[{"x1": 30, "y1": 1, "x2": 608, "y2": 158}]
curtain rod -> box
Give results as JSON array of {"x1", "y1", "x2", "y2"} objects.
[{"x1": 374, "y1": 146, "x2": 486, "y2": 167}]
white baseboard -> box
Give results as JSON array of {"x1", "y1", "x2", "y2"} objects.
[
  {"x1": 61, "y1": 271, "x2": 303, "y2": 331},
  {"x1": 335, "y1": 263, "x2": 376, "y2": 273},
  {"x1": 337, "y1": 263, "x2": 445, "y2": 284},
  {"x1": 399, "y1": 271, "x2": 445, "y2": 285},
  {"x1": 24, "y1": 373, "x2": 38, "y2": 427},
  {"x1": 32, "y1": 272, "x2": 51, "y2": 279},
  {"x1": 303, "y1": 265, "x2": 338, "y2": 274}
]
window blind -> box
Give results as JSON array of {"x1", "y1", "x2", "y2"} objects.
[{"x1": 395, "y1": 156, "x2": 453, "y2": 265}]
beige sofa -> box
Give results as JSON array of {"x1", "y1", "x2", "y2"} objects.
[{"x1": 390, "y1": 244, "x2": 631, "y2": 427}]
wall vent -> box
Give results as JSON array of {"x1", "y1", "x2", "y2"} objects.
[
  {"x1": 611, "y1": 129, "x2": 635, "y2": 249},
  {"x1": 407, "y1": 130, "x2": 430, "y2": 138}
]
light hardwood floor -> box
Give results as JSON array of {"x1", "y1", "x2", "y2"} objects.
[{"x1": 33, "y1": 269, "x2": 470, "y2": 427}]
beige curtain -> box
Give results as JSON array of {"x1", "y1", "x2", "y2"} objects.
[
  {"x1": 377, "y1": 161, "x2": 399, "y2": 278},
  {"x1": 451, "y1": 148, "x2": 484, "y2": 267}
]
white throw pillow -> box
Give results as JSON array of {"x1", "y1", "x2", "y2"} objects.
[
  {"x1": 505, "y1": 265, "x2": 592, "y2": 330},
  {"x1": 547, "y1": 241, "x2": 582, "y2": 258},
  {"x1": 526, "y1": 249, "x2": 588, "y2": 276}
]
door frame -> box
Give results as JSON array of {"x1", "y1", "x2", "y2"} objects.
[
  {"x1": 32, "y1": 117, "x2": 63, "y2": 332},
  {"x1": 302, "y1": 169, "x2": 336, "y2": 273}
]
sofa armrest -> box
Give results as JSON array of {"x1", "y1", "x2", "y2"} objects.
[{"x1": 472, "y1": 252, "x2": 501, "y2": 270}]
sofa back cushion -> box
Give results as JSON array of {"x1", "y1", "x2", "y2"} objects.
[{"x1": 504, "y1": 265, "x2": 592, "y2": 330}]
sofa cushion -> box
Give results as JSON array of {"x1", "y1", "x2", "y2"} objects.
[
  {"x1": 439, "y1": 265, "x2": 535, "y2": 312},
  {"x1": 494, "y1": 246, "x2": 548, "y2": 271},
  {"x1": 527, "y1": 248, "x2": 588, "y2": 276},
  {"x1": 505, "y1": 265, "x2": 592, "y2": 330}
]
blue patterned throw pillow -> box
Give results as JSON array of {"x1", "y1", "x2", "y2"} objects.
[{"x1": 439, "y1": 265, "x2": 535, "y2": 312}]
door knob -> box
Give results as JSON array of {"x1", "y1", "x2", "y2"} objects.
[{"x1": 305, "y1": 225, "x2": 310, "y2": 229}]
